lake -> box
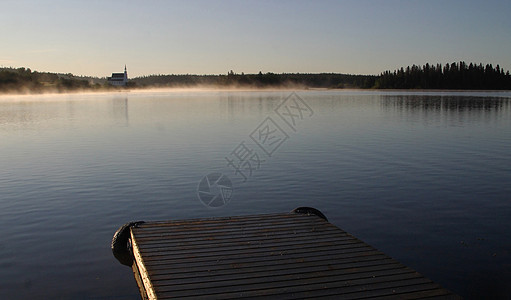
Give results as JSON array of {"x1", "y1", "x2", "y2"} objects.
[{"x1": 0, "y1": 90, "x2": 510, "y2": 299}]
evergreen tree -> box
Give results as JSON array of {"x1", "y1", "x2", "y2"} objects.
[{"x1": 375, "y1": 61, "x2": 511, "y2": 90}]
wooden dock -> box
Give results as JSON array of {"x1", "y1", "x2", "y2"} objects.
[{"x1": 125, "y1": 208, "x2": 460, "y2": 299}]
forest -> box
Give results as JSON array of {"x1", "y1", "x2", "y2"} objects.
[
  {"x1": 0, "y1": 67, "x2": 106, "y2": 93},
  {"x1": 132, "y1": 71, "x2": 376, "y2": 89},
  {"x1": 1, "y1": 61, "x2": 511, "y2": 94},
  {"x1": 375, "y1": 62, "x2": 511, "y2": 89}
]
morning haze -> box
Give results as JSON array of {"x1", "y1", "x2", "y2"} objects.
[{"x1": 1, "y1": 1, "x2": 511, "y2": 300}]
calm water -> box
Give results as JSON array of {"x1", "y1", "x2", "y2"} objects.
[{"x1": 1, "y1": 90, "x2": 510, "y2": 299}]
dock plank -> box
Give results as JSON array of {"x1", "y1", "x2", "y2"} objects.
[{"x1": 129, "y1": 211, "x2": 460, "y2": 299}]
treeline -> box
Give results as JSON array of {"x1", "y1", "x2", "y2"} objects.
[
  {"x1": 0, "y1": 67, "x2": 111, "y2": 93},
  {"x1": 132, "y1": 71, "x2": 376, "y2": 89},
  {"x1": 375, "y1": 62, "x2": 511, "y2": 89},
  {"x1": 2, "y1": 67, "x2": 376, "y2": 93},
  {"x1": 2, "y1": 62, "x2": 511, "y2": 94}
]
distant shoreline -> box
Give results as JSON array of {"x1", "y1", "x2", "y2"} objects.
[{"x1": 2, "y1": 61, "x2": 511, "y2": 95}]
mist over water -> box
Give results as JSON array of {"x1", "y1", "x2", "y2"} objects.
[{"x1": 0, "y1": 90, "x2": 510, "y2": 299}]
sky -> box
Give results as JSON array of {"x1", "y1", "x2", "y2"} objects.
[{"x1": 1, "y1": 0, "x2": 510, "y2": 78}]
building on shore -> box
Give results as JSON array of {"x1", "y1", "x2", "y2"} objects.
[{"x1": 107, "y1": 65, "x2": 128, "y2": 86}]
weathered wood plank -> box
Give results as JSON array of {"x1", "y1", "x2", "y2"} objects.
[
  {"x1": 144, "y1": 252, "x2": 390, "y2": 271},
  {"x1": 149, "y1": 262, "x2": 406, "y2": 282},
  {"x1": 129, "y1": 211, "x2": 460, "y2": 299},
  {"x1": 150, "y1": 264, "x2": 412, "y2": 286},
  {"x1": 153, "y1": 267, "x2": 421, "y2": 292},
  {"x1": 134, "y1": 221, "x2": 335, "y2": 240},
  {"x1": 134, "y1": 225, "x2": 342, "y2": 243},
  {"x1": 141, "y1": 243, "x2": 374, "y2": 263},
  {"x1": 147, "y1": 258, "x2": 400, "y2": 283},
  {"x1": 155, "y1": 274, "x2": 432, "y2": 297},
  {"x1": 130, "y1": 229, "x2": 157, "y2": 300},
  {"x1": 138, "y1": 233, "x2": 360, "y2": 253}
]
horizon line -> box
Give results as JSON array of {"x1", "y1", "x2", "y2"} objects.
[{"x1": 2, "y1": 60, "x2": 510, "y2": 79}]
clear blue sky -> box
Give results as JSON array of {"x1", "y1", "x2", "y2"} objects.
[{"x1": 1, "y1": 0, "x2": 510, "y2": 77}]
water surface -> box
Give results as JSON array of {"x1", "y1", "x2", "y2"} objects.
[{"x1": 0, "y1": 90, "x2": 510, "y2": 299}]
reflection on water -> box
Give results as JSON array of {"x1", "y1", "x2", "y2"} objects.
[
  {"x1": 0, "y1": 94, "x2": 133, "y2": 131},
  {"x1": 379, "y1": 95, "x2": 510, "y2": 128},
  {"x1": 111, "y1": 97, "x2": 129, "y2": 126},
  {"x1": 382, "y1": 95, "x2": 509, "y2": 111},
  {"x1": 0, "y1": 91, "x2": 510, "y2": 299}
]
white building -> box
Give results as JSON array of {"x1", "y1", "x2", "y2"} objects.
[{"x1": 108, "y1": 65, "x2": 128, "y2": 86}]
